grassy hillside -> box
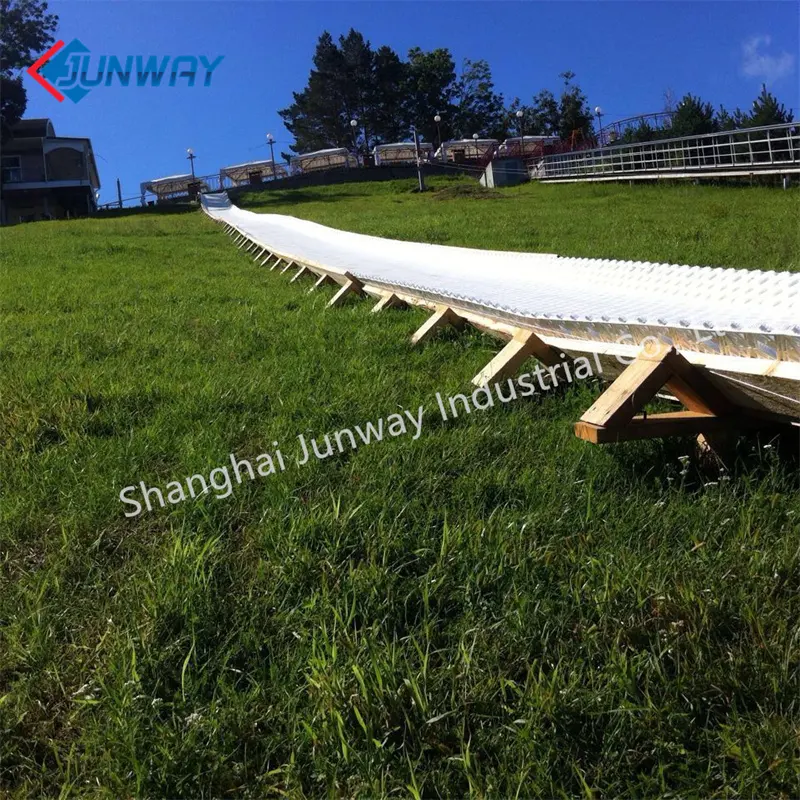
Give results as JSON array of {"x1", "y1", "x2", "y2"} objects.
[
  {"x1": 236, "y1": 176, "x2": 800, "y2": 272},
  {"x1": 2, "y1": 181, "x2": 800, "y2": 797}
]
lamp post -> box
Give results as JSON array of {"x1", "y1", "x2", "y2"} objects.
[
  {"x1": 434, "y1": 113, "x2": 442, "y2": 154},
  {"x1": 516, "y1": 109, "x2": 524, "y2": 159},
  {"x1": 350, "y1": 118, "x2": 359, "y2": 164},
  {"x1": 472, "y1": 132, "x2": 479, "y2": 162},
  {"x1": 186, "y1": 148, "x2": 196, "y2": 180},
  {"x1": 266, "y1": 133, "x2": 277, "y2": 179},
  {"x1": 594, "y1": 106, "x2": 603, "y2": 144}
]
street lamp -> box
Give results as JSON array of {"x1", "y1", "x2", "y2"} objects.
[
  {"x1": 434, "y1": 113, "x2": 442, "y2": 153},
  {"x1": 186, "y1": 148, "x2": 196, "y2": 180},
  {"x1": 266, "y1": 133, "x2": 276, "y2": 179},
  {"x1": 472, "y1": 132, "x2": 479, "y2": 162},
  {"x1": 516, "y1": 109, "x2": 525, "y2": 159},
  {"x1": 594, "y1": 106, "x2": 603, "y2": 143}
]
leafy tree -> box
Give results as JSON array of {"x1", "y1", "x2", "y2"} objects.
[
  {"x1": 0, "y1": 0, "x2": 58, "y2": 136},
  {"x1": 531, "y1": 88, "x2": 559, "y2": 135},
  {"x1": 0, "y1": 74, "x2": 26, "y2": 138},
  {"x1": 557, "y1": 71, "x2": 593, "y2": 142},
  {"x1": 450, "y1": 58, "x2": 505, "y2": 139},
  {"x1": 404, "y1": 47, "x2": 457, "y2": 144}
]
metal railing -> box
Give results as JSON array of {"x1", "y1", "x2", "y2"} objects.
[{"x1": 536, "y1": 123, "x2": 800, "y2": 181}]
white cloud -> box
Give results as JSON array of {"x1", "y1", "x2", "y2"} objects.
[{"x1": 741, "y1": 35, "x2": 795, "y2": 84}]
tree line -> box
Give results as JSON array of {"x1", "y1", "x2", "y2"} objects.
[{"x1": 281, "y1": 28, "x2": 794, "y2": 158}]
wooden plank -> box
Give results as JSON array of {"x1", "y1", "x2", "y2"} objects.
[
  {"x1": 574, "y1": 411, "x2": 772, "y2": 444},
  {"x1": 290, "y1": 265, "x2": 312, "y2": 283},
  {"x1": 309, "y1": 273, "x2": 337, "y2": 292},
  {"x1": 371, "y1": 293, "x2": 408, "y2": 313},
  {"x1": 411, "y1": 306, "x2": 465, "y2": 346},
  {"x1": 661, "y1": 350, "x2": 737, "y2": 415},
  {"x1": 472, "y1": 328, "x2": 567, "y2": 387},
  {"x1": 579, "y1": 351, "x2": 675, "y2": 428},
  {"x1": 328, "y1": 275, "x2": 366, "y2": 308}
]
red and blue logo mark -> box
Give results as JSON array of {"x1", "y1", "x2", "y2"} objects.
[{"x1": 27, "y1": 39, "x2": 224, "y2": 103}]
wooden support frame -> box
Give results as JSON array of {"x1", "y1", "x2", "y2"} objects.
[
  {"x1": 411, "y1": 305, "x2": 465, "y2": 345},
  {"x1": 574, "y1": 346, "x2": 777, "y2": 444},
  {"x1": 371, "y1": 293, "x2": 408, "y2": 313},
  {"x1": 328, "y1": 273, "x2": 366, "y2": 308},
  {"x1": 472, "y1": 328, "x2": 568, "y2": 387}
]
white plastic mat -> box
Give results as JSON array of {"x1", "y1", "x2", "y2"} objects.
[{"x1": 200, "y1": 192, "x2": 799, "y2": 372}]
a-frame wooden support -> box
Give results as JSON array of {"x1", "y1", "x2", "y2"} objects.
[
  {"x1": 371, "y1": 293, "x2": 408, "y2": 313},
  {"x1": 472, "y1": 328, "x2": 568, "y2": 387},
  {"x1": 574, "y1": 346, "x2": 774, "y2": 444},
  {"x1": 328, "y1": 273, "x2": 366, "y2": 308},
  {"x1": 309, "y1": 273, "x2": 337, "y2": 292},
  {"x1": 411, "y1": 306, "x2": 465, "y2": 345}
]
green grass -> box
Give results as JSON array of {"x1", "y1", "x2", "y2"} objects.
[
  {"x1": 2, "y1": 180, "x2": 800, "y2": 797},
  {"x1": 235, "y1": 175, "x2": 800, "y2": 272}
]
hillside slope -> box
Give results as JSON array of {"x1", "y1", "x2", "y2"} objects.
[{"x1": 2, "y1": 188, "x2": 799, "y2": 797}]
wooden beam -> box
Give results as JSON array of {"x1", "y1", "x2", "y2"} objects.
[
  {"x1": 259, "y1": 251, "x2": 274, "y2": 266},
  {"x1": 472, "y1": 328, "x2": 567, "y2": 387},
  {"x1": 270, "y1": 257, "x2": 284, "y2": 271},
  {"x1": 411, "y1": 306, "x2": 465, "y2": 345},
  {"x1": 290, "y1": 265, "x2": 312, "y2": 283},
  {"x1": 579, "y1": 350, "x2": 676, "y2": 428},
  {"x1": 575, "y1": 411, "x2": 771, "y2": 444},
  {"x1": 253, "y1": 246, "x2": 266, "y2": 261},
  {"x1": 281, "y1": 260, "x2": 295, "y2": 274},
  {"x1": 371, "y1": 293, "x2": 408, "y2": 313},
  {"x1": 309, "y1": 273, "x2": 337, "y2": 292},
  {"x1": 237, "y1": 237, "x2": 251, "y2": 250},
  {"x1": 328, "y1": 273, "x2": 366, "y2": 308}
]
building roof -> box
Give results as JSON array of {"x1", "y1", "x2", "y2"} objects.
[
  {"x1": 374, "y1": 141, "x2": 433, "y2": 150},
  {"x1": 291, "y1": 148, "x2": 350, "y2": 160},
  {"x1": 11, "y1": 118, "x2": 55, "y2": 138}
]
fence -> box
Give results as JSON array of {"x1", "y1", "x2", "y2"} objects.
[{"x1": 535, "y1": 123, "x2": 800, "y2": 182}]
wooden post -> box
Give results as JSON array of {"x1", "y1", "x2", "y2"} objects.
[
  {"x1": 281, "y1": 260, "x2": 295, "y2": 274},
  {"x1": 411, "y1": 305, "x2": 465, "y2": 345},
  {"x1": 472, "y1": 328, "x2": 567, "y2": 387},
  {"x1": 371, "y1": 293, "x2": 408, "y2": 313},
  {"x1": 328, "y1": 273, "x2": 366, "y2": 307},
  {"x1": 290, "y1": 265, "x2": 313, "y2": 283},
  {"x1": 309, "y1": 273, "x2": 337, "y2": 292}
]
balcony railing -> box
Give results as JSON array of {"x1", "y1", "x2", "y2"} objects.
[
  {"x1": 1, "y1": 167, "x2": 92, "y2": 185},
  {"x1": 536, "y1": 122, "x2": 800, "y2": 181}
]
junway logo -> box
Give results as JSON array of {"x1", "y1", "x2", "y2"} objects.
[{"x1": 26, "y1": 38, "x2": 224, "y2": 103}]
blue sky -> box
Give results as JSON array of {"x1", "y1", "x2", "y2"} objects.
[{"x1": 23, "y1": 1, "x2": 799, "y2": 203}]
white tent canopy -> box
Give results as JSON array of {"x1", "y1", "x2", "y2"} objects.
[
  {"x1": 140, "y1": 174, "x2": 208, "y2": 200},
  {"x1": 290, "y1": 148, "x2": 357, "y2": 173},
  {"x1": 220, "y1": 160, "x2": 287, "y2": 185}
]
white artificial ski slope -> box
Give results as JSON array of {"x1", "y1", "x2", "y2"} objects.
[{"x1": 200, "y1": 193, "x2": 800, "y2": 370}]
